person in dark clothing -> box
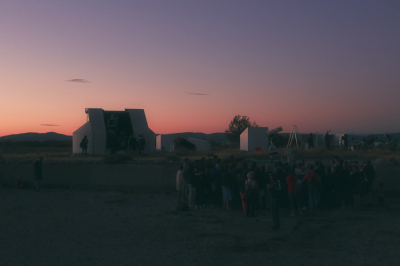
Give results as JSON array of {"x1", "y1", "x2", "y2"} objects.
[
  {"x1": 295, "y1": 163, "x2": 307, "y2": 212},
  {"x1": 303, "y1": 164, "x2": 320, "y2": 211},
  {"x1": 337, "y1": 161, "x2": 351, "y2": 210},
  {"x1": 325, "y1": 130, "x2": 331, "y2": 150},
  {"x1": 275, "y1": 162, "x2": 288, "y2": 209},
  {"x1": 221, "y1": 163, "x2": 236, "y2": 210},
  {"x1": 210, "y1": 160, "x2": 222, "y2": 206},
  {"x1": 307, "y1": 133, "x2": 314, "y2": 149},
  {"x1": 315, "y1": 160, "x2": 329, "y2": 209},
  {"x1": 286, "y1": 167, "x2": 297, "y2": 216},
  {"x1": 137, "y1": 135, "x2": 146, "y2": 155},
  {"x1": 268, "y1": 173, "x2": 281, "y2": 230},
  {"x1": 33, "y1": 157, "x2": 43, "y2": 190},
  {"x1": 203, "y1": 159, "x2": 214, "y2": 206},
  {"x1": 186, "y1": 163, "x2": 196, "y2": 208},
  {"x1": 80, "y1": 135, "x2": 89, "y2": 155},
  {"x1": 350, "y1": 165, "x2": 363, "y2": 211},
  {"x1": 128, "y1": 135, "x2": 137, "y2": 155},
  {"x1": 257, "y1": 166, "x2": 268, "y2": 210},
  {"x1": 360, "y1": 160, "x2": 376, "y2": 208},
  {"x1": 238, "y1": 167, "x2": 249, "y2": 214},
  {"x1": 245, "y1": 171, "x2": 259, "y2": 217},
  {"x1": 194, "y1": 162, "x2": 206, "y2": 208},
  {"x1": 341, "y1": 134, "x2": 348, "y2": 150}
]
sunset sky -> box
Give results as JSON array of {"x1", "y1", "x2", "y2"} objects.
[{"x1": 1, "y1": 1, "x2": 400, "y2": 137}]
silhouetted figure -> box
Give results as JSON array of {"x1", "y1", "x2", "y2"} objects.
[
  {"x1": 307, "y1": 133, "x2": 314, "y2": 149},
  {"x1": 360, "y1": 160, "x2": 375, "y2": 208},
  {"x1": 341, "y1": 134, "x2": 348, "y2": 150},
  {"x1": 245, "y1": 171, "x2": 259, "y2": 217},
  {"x1": 137, "y1": 135, "x2": 146, "y2": 155},
  {"x1": 80, "y1": 135, "x2": 89, "y2": 155},
  {"x1": 325, "y1": 130, "x2": 331, "y2": 150},
  {"x1": 33, "y1": 157, "x2": 43, "y2": 190},
  {"x1": 128, "y1": 134, "x2": 137, "y2": 155},
  {"x1": 268, "y1": 173, "x2": 281, "y2": 230}
]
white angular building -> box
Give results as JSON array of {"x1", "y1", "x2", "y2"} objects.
[
  {"x1": 156, "y1": 134, "x2": 176, "y2": 152},
  {"x1": 156, "y1": 135, "x2": 211, "y2": 152},
  {"x1": 240, "y1": 126, "x2": 269, "y2": 151},
  {"x1": 73, "y1": 108, "x2": 156, "y2": 155},
  {"x1": 187, "y1": 137, "x2": 210, "y2": 152}
]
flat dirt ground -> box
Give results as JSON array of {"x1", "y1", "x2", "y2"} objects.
[{"x1": 1, "y1": 187, "x2": 399, "y2": 266}]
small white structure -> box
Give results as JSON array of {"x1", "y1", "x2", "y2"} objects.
[
  {"x1": 187, "y1": 137, "x2": 210, "y2": 152},
  {"x1": 314, "y1": 134, "x2": 325, "y2": 148},
  {"x1": 240, "y1": 127, "x2": 269, "y2": 151},
  {"x1": 73, "y1": 108, "x2": 156, "y2": 155},
  {"x1": 156, "y1": 134, "x2": 176, "y2": 152}
]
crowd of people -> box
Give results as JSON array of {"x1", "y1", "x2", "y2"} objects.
[{"x1": 176, "y1": 155, "x2": 380, "y2": 229}]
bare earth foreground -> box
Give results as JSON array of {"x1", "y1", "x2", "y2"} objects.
[{"x1": 1, "y1": 187, "x2": 399, "y2": 266}]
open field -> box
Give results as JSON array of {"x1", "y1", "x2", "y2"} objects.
[
  {"x1": 1, "y1": 146, "x2": 400, "y2": 164},
  {"x1": 1, "y1": 147, "x2": 400, "y2": 265},
  {"x1": 0, "y1": 188, "x2": 399, "y2": 265}
]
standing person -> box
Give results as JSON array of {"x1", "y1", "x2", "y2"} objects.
[
  {"x1": 182, "y1": 158, "x2": 191, "y2": 200},
  {"x1": 221, "y1": 163, "x2": 235, "y2": 210},
  {"x1": 325, "y1": 130, "x2": 331, "y2": 150},
  {"x1": 33, "y1": 157, "x2": 43, "y2": 190},
  {"x1": 275, "y1": 162, "x2": 288, "y2": 209},
  {"x1": 265, "y1": 165, "x2": 274, "y2": 209},
  {"x1": 286, "y1": 167, "x2": 297, "y2": 216},
  {"x1": 350, "y1": 165, "x2": 363, "y2": 211},
  {"x1": 128, "y1": 135, "x2": 137, "y2": 155},
  {"x1": 303, "y1": 164, "x2": 320, "y2": 211},
  {"x1": 210, "y1": 159, "x2": 221, "y2": 207},
  {"x1": 331, "y1": 157, "x2": 341, "y2": 207},
  {"x1": 238, "y1": 167, "x2": 249, "y2": 214},
  {"x1": 244, "y1": 171, "x2": 259, "y2": 217},
  {"x1": 186, "y1": 163, "x2": 196, "y2": 209},
  {"x1": 337, "y1": 161, "x2": 351, "y2": 210},
  {"x1": 268, "y1": 173, "x2": 281, "y2": 230},
  {"x1": 194, "y1": 162, "x2": 206, "y2": 208},
  {"x1": 80, "y1": 135, "x2": 89, "y2": 155},
  {"x1": 296, "y1": 163, "x2": 307, "y2": 213},
  {"x1": 176, "y1": 164, "x2": 185, "y2": 202},
  {"x1": 314, "y1": 161, "x2": 326, "y2": 207},
  {"x1": 258, "y1": 166, "x2": 268, "y2": 210},
  {"x1": 360, "y1": 160, "x2": 376, "y2": 208},
  {"x1": 307, "y1": 133, "x2": 314, "y2": 149},
  {"x1": 137, "y1": 135, "x2": 146, "y2": 156}
]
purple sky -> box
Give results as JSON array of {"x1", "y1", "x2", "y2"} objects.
[{"x1": 1, "y1": 1, "x2": 400, "y2": 136}]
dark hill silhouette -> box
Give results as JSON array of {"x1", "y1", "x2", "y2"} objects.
[
  {"x1": 0, "y1": 132, "x2": 227, "y2": 144},
  {"x1": 0, "y1": 132, "x2": 72, "y2": 142},
  {"x1": 3, "y1": 131, "x2": 397, "y2": 144}
]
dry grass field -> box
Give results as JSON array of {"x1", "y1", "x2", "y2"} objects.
[
  {"x1": 2, "y1": 145, "x2": 400, "y2": 164},
  {"x1": 0, "y1": 187, "x2": 398, "y2": 265},
  {"x1": 1, "y1": 147, "x2": 400, "y2": 265}
]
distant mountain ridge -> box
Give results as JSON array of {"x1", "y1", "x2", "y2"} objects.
[
  {"x1": 2, "y1": 131, "x2": 399, "y2": 144},
  {"x1": 0, "y1": 132, "x2": 72, "y2": 142},
  {"x1": 0, "y1": 132, "x2": 227, "y2": 143}
]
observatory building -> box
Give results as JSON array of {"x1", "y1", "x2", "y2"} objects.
[
  {"x1": 73, "y1": 108, "x2": 156, "y2": 155},
  {"x1": 240, "y1": 126, "x2": 269, "y2": 151}
]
